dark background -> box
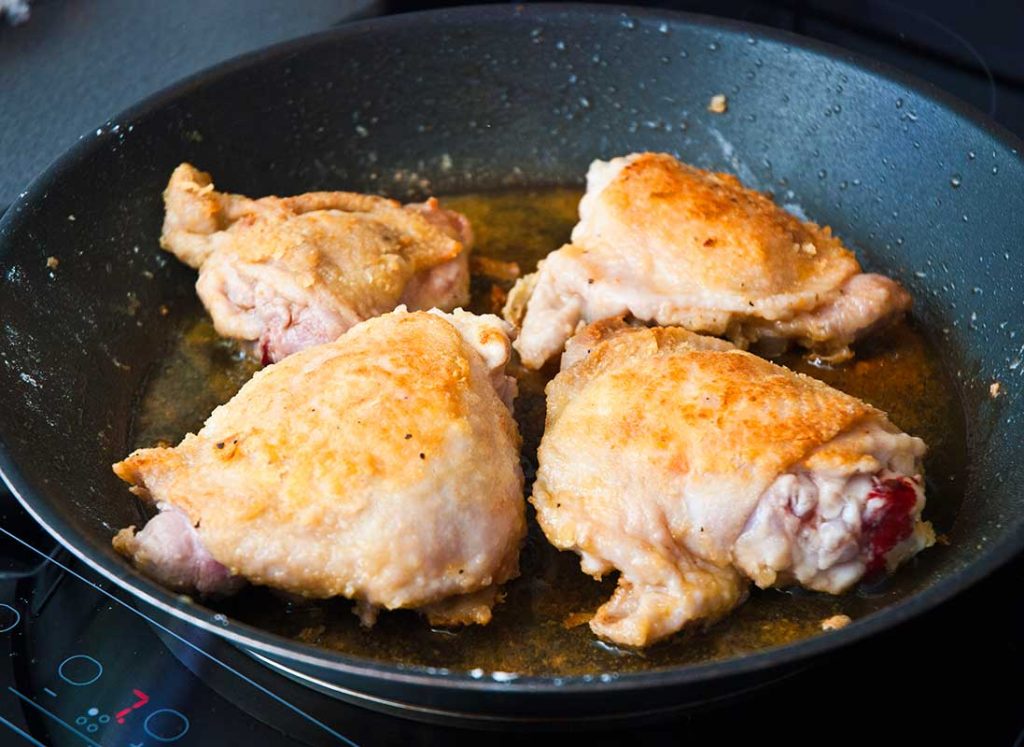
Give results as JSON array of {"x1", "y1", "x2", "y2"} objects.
[
  {"x1": 1, "y1": 0, "x2": 1022, "y2": 743},
  {"x1": 3, "y1": 0, "x2": 1024, "y2": 209}
]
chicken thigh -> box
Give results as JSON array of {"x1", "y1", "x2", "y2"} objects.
[
  {"x1": 507, "y1": 153, "x2": 911, "y2": 369},
  {"x1": 113, "y1": 307, "x2": 525, "y2": 627},
  {"x1": 532, "y1": 319, "x2": 932, "y2": 646},
  {"x1": 161, "y1": 163, "x2": 472, "y2": 362}
]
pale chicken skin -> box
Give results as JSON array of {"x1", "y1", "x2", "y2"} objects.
[
  {"x1": 532, "y1": 320, "x2": 932, "y2": 647},
  {"x1": 113, "y1": 308, "x2": 525, "y2": 627},
  {"x1": 161, "y1": 163, "x2": 472, "y2": 362},
  {"x1": 507, "y1": 152, "x2": 911, "y2": 369}
]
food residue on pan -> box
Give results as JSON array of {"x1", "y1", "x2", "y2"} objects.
[{"x1": 821, "y1": 614, "x2": 852, "y2": 631}]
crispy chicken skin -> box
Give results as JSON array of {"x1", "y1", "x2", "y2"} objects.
[
  {"x1": 532, "y1": 319, "x2": 931, "y2": 647},
  {"x1": 113, "y1": 308, "x2": 525, "y2": 627},
  {"x1": 507, "y1": 153, "x2": 911, "y2": 368},
  {"x1": 161, "y1": 163, "x2": 472, "y2": 362}
]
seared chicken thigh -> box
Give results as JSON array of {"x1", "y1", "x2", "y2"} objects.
[
  {"x1": 507, "y1": 153, "x2": 910, "y2": 368},
  {"x1": 162, "y1": 163, "x2": 472, "y2": 362},
  {"x1": 113, "y1": 308, "x2": 525, "y2": 627},
  {"x1": 532, "y1": 320, "x2": 931, "y2": 647}
]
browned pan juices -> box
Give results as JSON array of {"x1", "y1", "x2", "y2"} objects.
[{"x1": 131, "y1": 187, "x2": 967, "y2": 676}]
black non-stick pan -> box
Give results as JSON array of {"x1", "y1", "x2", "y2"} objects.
[{"x1": 1, "y1": 4, "x2": 1022, "y2": 726}]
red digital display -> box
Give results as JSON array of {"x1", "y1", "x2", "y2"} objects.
[{"x1": 115, "y1": 689, "x2": 150, "y2": 725}]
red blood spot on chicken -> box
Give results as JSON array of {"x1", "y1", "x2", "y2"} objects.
[
  {"x1": 259, "y1": 338, "x2": 273, "y2": 366},
  {"x1": 863, "y1": 477, "x2": 917, "y2": 575}
]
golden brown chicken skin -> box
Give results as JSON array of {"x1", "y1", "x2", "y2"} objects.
[
  {"x1": 507, "y1": 153, "x2": 910, "y2": 368},
  {"x1": 161, "y1": 163, "x2": 472, "y2": 362},
  {"x1": 532, "y1": 320, "x2": 931, "y2": 647},
  {"x1": 113, "y1": 308, "x2": 525, "y2": 627}
]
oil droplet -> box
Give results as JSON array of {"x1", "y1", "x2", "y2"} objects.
[
  {"x1": 619, "y1": 14, "x2": 636, "y2": 29},
  {"x1": 896, "y1": 97, "x2": 904, "y2": 108},
  {"x1": 962, "y1": 214, "x2": 969, "y2": 222},
  {"x1": 968, "y1": 150, "x2": 976, "y2": 160},
  {"x1": 555, "y1": 40, "x2": 566, "y2": 51},
  {"x1": 950, "y1": 174, "x2": 962, "y2": 188},
  {"x1": 213, "y1": 613, "x2": 229, "y2": 626},
  {"x1": 818, "y1": 169, "x2": 827, "y2": 179},
  {"x1": 747, "y1": 36, "x2": 757, "y2": 45},
  {"x1": 992, "y1": 165, "x2": 999, "y2": 175},
  {"x1": 832, "y1": 104, "x2": 842, "y2": 114},
  {"x1": 658, "y1": 21, "x2": 669, "y2": 33},
  {"x1": 708, "y1": 41, "x2": 719, "y2": 51}
]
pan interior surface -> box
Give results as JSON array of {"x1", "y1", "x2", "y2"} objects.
[{"x1": 0, "y1": 6, "x2": 1022, "y2": 689}]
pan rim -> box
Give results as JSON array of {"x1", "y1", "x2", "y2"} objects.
[{"x1": 1, "y1": 2, "x2": 1022, "y2": 695}]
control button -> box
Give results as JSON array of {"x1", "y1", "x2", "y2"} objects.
[
  {"x1": 74, "y1": 707, "x2": 110, "y2": 734},
  {"x1": 143, "y1": 709, "x2": 190, "y2": 743},
  {"x1": 0, "y1": 604, "x2": 20, "y2": 633},
  {"x1": 58, "y1": 655, "x2": 103, "y2": 686}
]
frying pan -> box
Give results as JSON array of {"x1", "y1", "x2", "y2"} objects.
[{"x1": 1, "y1": 4, "x2": 1022, "y2": 726}]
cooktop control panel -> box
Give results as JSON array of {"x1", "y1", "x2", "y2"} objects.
[{"x1": 0, "y1": 522, "x2": 358, "y2": 746}]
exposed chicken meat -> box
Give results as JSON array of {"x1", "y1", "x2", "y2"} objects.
[
  {"x1": 113, "y1": 503, "x2": 244, "y2": 596},
  {"x1": 113, "y1": 308, "x2": 525, "y2": 627},
  {"x1": 743, "y1": 273, "x2": 911, "y2": 362},
  {"x1": 531, "y1": 320, "x2": 931, "y2": 647},
  {"x1": 506, "y1": 152, "x2": 911, "y2": 368},
  {"x1": 161, "y1": 163, "x2": 472, "y2": 362},
  {"x1": 733, "y1": 422, "x2": 931, "y2": 593}
]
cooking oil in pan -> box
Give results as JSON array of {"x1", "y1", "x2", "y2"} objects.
[{"x1": 132, "y1": 187, "x2": 966, "y2": 676}]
